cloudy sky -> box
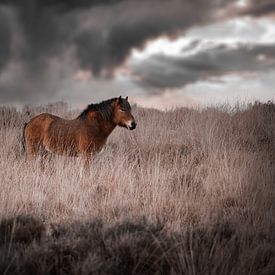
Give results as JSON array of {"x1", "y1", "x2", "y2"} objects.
[{"x1": 0, "y1": 0, "x2": 274, "y2": 109}]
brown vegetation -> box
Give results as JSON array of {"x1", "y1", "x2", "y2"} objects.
[{"x1": 0, "y1": 101, "x2": 274, "y2": 274}]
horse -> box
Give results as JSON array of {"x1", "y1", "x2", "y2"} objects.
[{"x1": 22, "y1": 96, "x2": 136, "y2": 171}]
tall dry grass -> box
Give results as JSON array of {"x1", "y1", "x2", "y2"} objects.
[{"x1": 0, "y1": 101, "x2": 274, "y2": 274}]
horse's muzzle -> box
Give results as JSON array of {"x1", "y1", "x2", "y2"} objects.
[{"x1": 129, "y1": 121, "x2": 137, "y2": 130}]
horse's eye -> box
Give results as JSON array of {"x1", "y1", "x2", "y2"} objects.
[{"x1": 120, "y1": 109, "x2": 126, "y2": 112}]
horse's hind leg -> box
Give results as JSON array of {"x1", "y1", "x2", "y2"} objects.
[
  {"x1": 25, "y1": 138, "x2": 50, "y2": 173},
  {"x1": 25, "y1": 137, "x2": 42, "y2": 160}
]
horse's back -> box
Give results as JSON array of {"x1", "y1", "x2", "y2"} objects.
[{"x1": 25, "y1": 113, "x2": 61, "y2": 143}]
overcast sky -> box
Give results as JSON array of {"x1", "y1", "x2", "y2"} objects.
[{"x1": 0, "y1": 0, "x2": 274, "y2": 109}]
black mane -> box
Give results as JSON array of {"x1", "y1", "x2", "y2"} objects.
[{"x1": 78, "y1": 98, "x2": 117, "y2": 120}]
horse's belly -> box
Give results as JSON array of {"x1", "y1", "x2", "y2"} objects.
[
  {"x1": 43, "y1": 128, "x2": 105, "y2": 156},
  {"x1": 44, "y1": 138, "x2": 79, "y2": 157}
]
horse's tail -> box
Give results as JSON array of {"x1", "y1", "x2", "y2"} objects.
[{"x1": 21, "y1": 123, "x2": 28, "y2": 154}]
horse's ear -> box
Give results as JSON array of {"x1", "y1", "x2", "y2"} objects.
[
  {"x1": 125, "y1": 96, "x2": 128, "y2": 101},
  {"x1": 118, "y1": 96, "x2": 122, "y2": 103}
]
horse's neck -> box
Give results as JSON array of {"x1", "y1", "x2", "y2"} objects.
[
  {"x1": 96, "y1": 117, "x2": 116, "y2": 137},
  {"x1": 84, "y1": 113, "x2": 116, "y2": 138}
]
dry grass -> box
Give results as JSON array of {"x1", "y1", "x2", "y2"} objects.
[{"x1": 0, "y1": 101, "x2": 274, "y2": 274}]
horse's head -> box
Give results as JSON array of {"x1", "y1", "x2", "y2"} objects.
[{"x1": 113, "y1": 96, "x2": 136, "y2": 130}]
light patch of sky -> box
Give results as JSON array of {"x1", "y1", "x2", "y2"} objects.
[
  {"x1": 131, "y1": 37, "x2": 192, "y2": 60},
  {"x1": 131, "y1": 90, "x2": 196, "y2": 110},
  {"x1": 236, "y1": 0, "x2": 247, "y2": 7},
  {"x1": 187, "y1": 17, "x2": 275, "y2": 44},
  {"x1": 183, "y1": 72, "x2": 275, "y2": 106}
]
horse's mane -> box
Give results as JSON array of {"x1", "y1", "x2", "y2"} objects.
[{"x1": 78, "y1": 98, "x2": 117, "y2": 120}]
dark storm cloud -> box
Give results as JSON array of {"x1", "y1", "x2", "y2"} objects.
[
  {"x1": 0, "y1": 0, "x2": 122, "y2": 10},
  {"x1": 239, "y1": 0, "x2": 275, "y2": 16},
  {"x1": 131, "y1": 43, "x2": 275, "y2": 91},
  {"x1": 0, "y1": 0, "x2": 125, "y2": 103},
  {"x1": 73, "y1": 0, "x2": 227, "y2": 76},
  {"x1": 0, "y1": 0, "x2": 235, "y2": 103},
  {"x1": 0, "y1": 8, "x2": 12, "y2": 72},
  {"x1": 0, "y1": 0, "x2": 124, "y2": 76},
  {"x1": 0, "y1": 0, "x2": 232, "y2": 75}
]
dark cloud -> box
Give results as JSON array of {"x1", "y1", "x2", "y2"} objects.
[
  {"x1": 0, "y1": 0, "x2": 122, "y2": 10},
  {"x1": 73, "y1": 0, "x2": 233, "y2": 76},
  {"x1": 0, "y1": 0, "x2": 124, "y2": 103},
  {"x1": 131, "y1": 42, "x2": 275, "y2": 91},
  {"x1": 0, "y1": 0, "x2": 124, "y2": 75},
  {"x1": 0, "y1": 8, "x2": 12, "y2": 72},
  {"x1": 0, "y1": 0, "x2": 235, "y2": 103},
  {"x1": 0, "y1": 0, "x2": 232, "y2": 75},
  {"x1": 239, "y1": 0, "x2": 275, "y2": 16}
]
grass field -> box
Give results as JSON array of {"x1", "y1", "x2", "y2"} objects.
[{"x1": 0, "y1": 101, "x2": 274, "y2": 274}]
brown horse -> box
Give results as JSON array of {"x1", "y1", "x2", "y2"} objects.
[{"x1": 22, "y1": 96, "x2": 136, "y2": 171}]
